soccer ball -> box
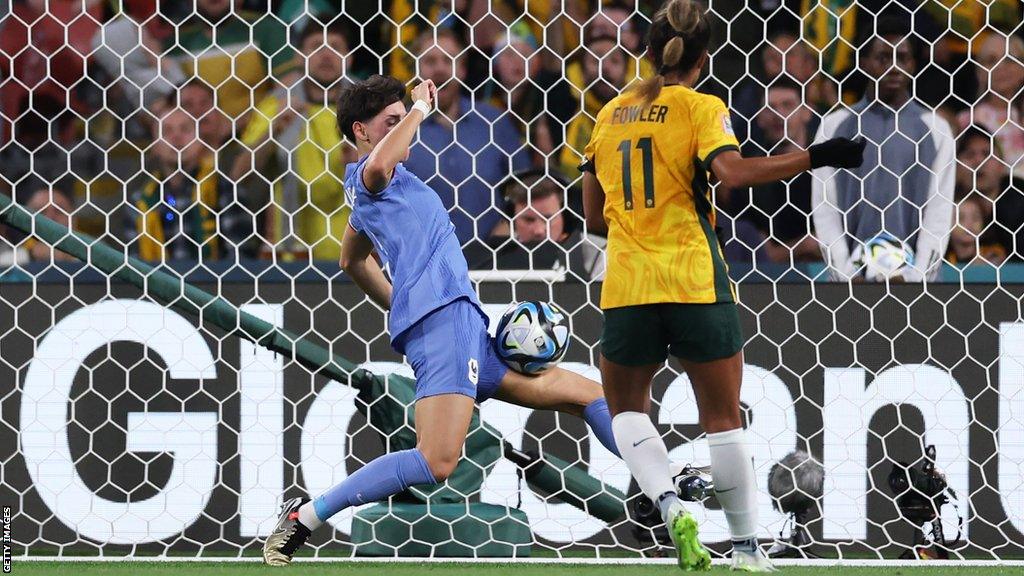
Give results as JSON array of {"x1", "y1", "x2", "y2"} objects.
[
  {"x1": 852, "y1": 233, "x2": 915, "y2": 281},
  {"x1": 494, "y1": 301, "x2": 570, "y2": 375}
]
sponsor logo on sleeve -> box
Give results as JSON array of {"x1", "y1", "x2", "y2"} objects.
[{"x1": 721, "y1": 113, "x2": 735, "y2": 136}]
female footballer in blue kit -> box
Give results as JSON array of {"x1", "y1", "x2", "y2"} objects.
[{"x1": 263, "y1": 75, "x2": 624, "y2": 566}]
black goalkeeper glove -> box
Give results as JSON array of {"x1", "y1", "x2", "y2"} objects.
[{"x1": 809, "y1": 137, "x2": 867, "y2": 169}]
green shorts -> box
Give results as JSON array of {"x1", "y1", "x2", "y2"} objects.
[{"x1": 602, "y1": 302, "x2": 743, "y2": 365}]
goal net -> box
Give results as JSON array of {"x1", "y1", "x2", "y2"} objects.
[{"x1": 0, "y1": 0, "x2": 1022, "y2": 563}]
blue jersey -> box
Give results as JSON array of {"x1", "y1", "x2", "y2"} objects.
[{"x1": 344, "y1": 156, "x2": 483, "y2": 350}]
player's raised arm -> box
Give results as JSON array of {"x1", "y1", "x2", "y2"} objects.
[
  {"x1": 709, "y1": 137, "x2": 866, "y2": 190},
  {"x1": 362, "y1": 80, "x2": 436, "y2": 192}
]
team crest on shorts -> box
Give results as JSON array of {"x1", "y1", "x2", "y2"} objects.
[{"x1": 467, "y1": 358, "x2": 479, "y2": 384}]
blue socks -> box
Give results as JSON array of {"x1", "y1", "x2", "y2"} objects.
[
  {"x1": 583, "y1": 397, "x2": 620, "y2": 457},
  {"x1": 312, "y1": 448, "x2": 436, "y2": 521},
  {"x1": 308, "y1": 399, "x2": 616, "y2": 523}
]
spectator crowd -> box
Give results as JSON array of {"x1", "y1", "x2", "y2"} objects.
[{"x1": 0, "y1": 0, "x2": 1022, "y2": 280}]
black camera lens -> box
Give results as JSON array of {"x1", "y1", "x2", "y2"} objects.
[{"x1": 888, "y1": 464, "x2": 910, "y2": 494}]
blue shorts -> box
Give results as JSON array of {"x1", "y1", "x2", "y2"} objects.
[{"x1": 398, "y1": 298, "x2": 508, "y2": 402}]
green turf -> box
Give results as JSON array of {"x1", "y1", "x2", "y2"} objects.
[{"x1": 11, "y1": 562, "x2": 1022, "y2": 576}]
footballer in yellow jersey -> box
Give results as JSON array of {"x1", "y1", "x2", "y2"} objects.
[
  {"x1": 581, "y1": 1, "x2": 864, "y2": 572},
  {"x1": 583, "y1": 85, "x2": 739, "y2": 309}
]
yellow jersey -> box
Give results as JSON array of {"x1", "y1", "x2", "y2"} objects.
[{"x1": 584, "y1": 85, "x2": 739, "y2": 309}]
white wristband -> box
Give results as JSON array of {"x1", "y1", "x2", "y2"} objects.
[{"x1": 411, "y1": 100, "x2": 432, "y2": 117}]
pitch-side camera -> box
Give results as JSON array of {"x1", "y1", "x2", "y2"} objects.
[{"x1": 887, "y1": 444, "x2": 961, "y2": 559}]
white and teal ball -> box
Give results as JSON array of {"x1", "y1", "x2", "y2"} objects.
[
  {"x1": 852, "y1": 233, "x2": 915, "y2": 281},
  {"x1": 494, "y1": 301, "x2": 570, "y2": 375}
]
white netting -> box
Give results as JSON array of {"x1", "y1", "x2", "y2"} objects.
[{"x1": 0, "y1": 0, "x2": 1023, "y2": 562}]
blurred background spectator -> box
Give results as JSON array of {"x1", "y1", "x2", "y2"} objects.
[
  {"x1": 957, "y1": 30, "x2": 1024, "y2": 179},
  {"x1": 956, "y1": 126, "x2": 1009, "y2": 203},
  {"x1": 557, "y1": 35, "x2": 629, "y2": 178},
  {"x1": 583, "y1": 0, "x2": 653, "y2": 82},
  {"x1": 0, "y1": 94, "x2": 74, "y2": 197},
  {"x1": 947, "y1": 193, "x2": 1007, "y2": 265},
  {"x1": 123, "y1": 104, "x2": 254, "y2": 261},
  {"x1": 481, "y1": 24, "x2": 576, "y2": 165},
  {"x1": 404, "y1": 28, "x2": 529, "y2": 246},
  {"x1": 0, "y1": 0, "x2": 103, "y2": 145},
  {"x1": 91, "y1": 0, "x2": 183, "y2": 132},
  {"x1": 179, "y1": 79, "x2": 233, "y2": 153},
  {"x1": 0, "y1": 0, "x2": 107, "y2": 201},
  {"x1": 0, "y1": 0, "x2": 1017, "y2": 274},
  {"x1": 725, "y1": 78, "x2": 821, "y2": 268},
  {"x1": 924, "y1": 0, "x2": 1022, "y2": 79},
  {"x1": 465, "y1": 169, "x2": 605, "y2": 280},
  {"x1": 812, "y1": 16, "x2": 956, "y2": 281},
  {"x1": 165, "y1": 0, "x2": 299, "y2": 130},
  {"x1": 387, "y1": 0, "x2": 488, "y2": 85},
  {"x1": 751, "y1": 79, "x2": 819, "y2": 156},
  {"x1": 802, "y1": 1, "x2": 946, "y2": 99},
  {"x1": 237, "y1": 21, "x2": 354, "y2": 261},
  {"x1": 23, "y1": 187, "x2": 76, "y2": 263},
  {"x1": 732, "y1": 27, "x2": 837, "y2": 142},
  {"x1": 956, "y1": 126, "x2": 1024, "y2": 259},
  {"x1": 585, "y1": 1, "x2": 644, "y2": 55}
]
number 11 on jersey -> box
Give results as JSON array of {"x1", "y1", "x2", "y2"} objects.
[{"x1": 617, "y1": 137, "x2": 655, "y2": 210}]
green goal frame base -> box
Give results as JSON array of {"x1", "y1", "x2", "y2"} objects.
[{"x1": 351, "y1": 503, "x2": 532, "y2": 557}]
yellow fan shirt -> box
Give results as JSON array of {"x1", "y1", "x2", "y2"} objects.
[{"x1": 242, "y1": 95, "x2": 350, "y2": 261}]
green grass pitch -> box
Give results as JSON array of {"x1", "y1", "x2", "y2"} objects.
[{"x1": 12, "y1": 563, "x2": 1023, "y2": 576}]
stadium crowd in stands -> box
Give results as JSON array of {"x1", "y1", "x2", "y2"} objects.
[{"x1": 0, "y1": 0, "x2": 1022, "y2": 277}]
